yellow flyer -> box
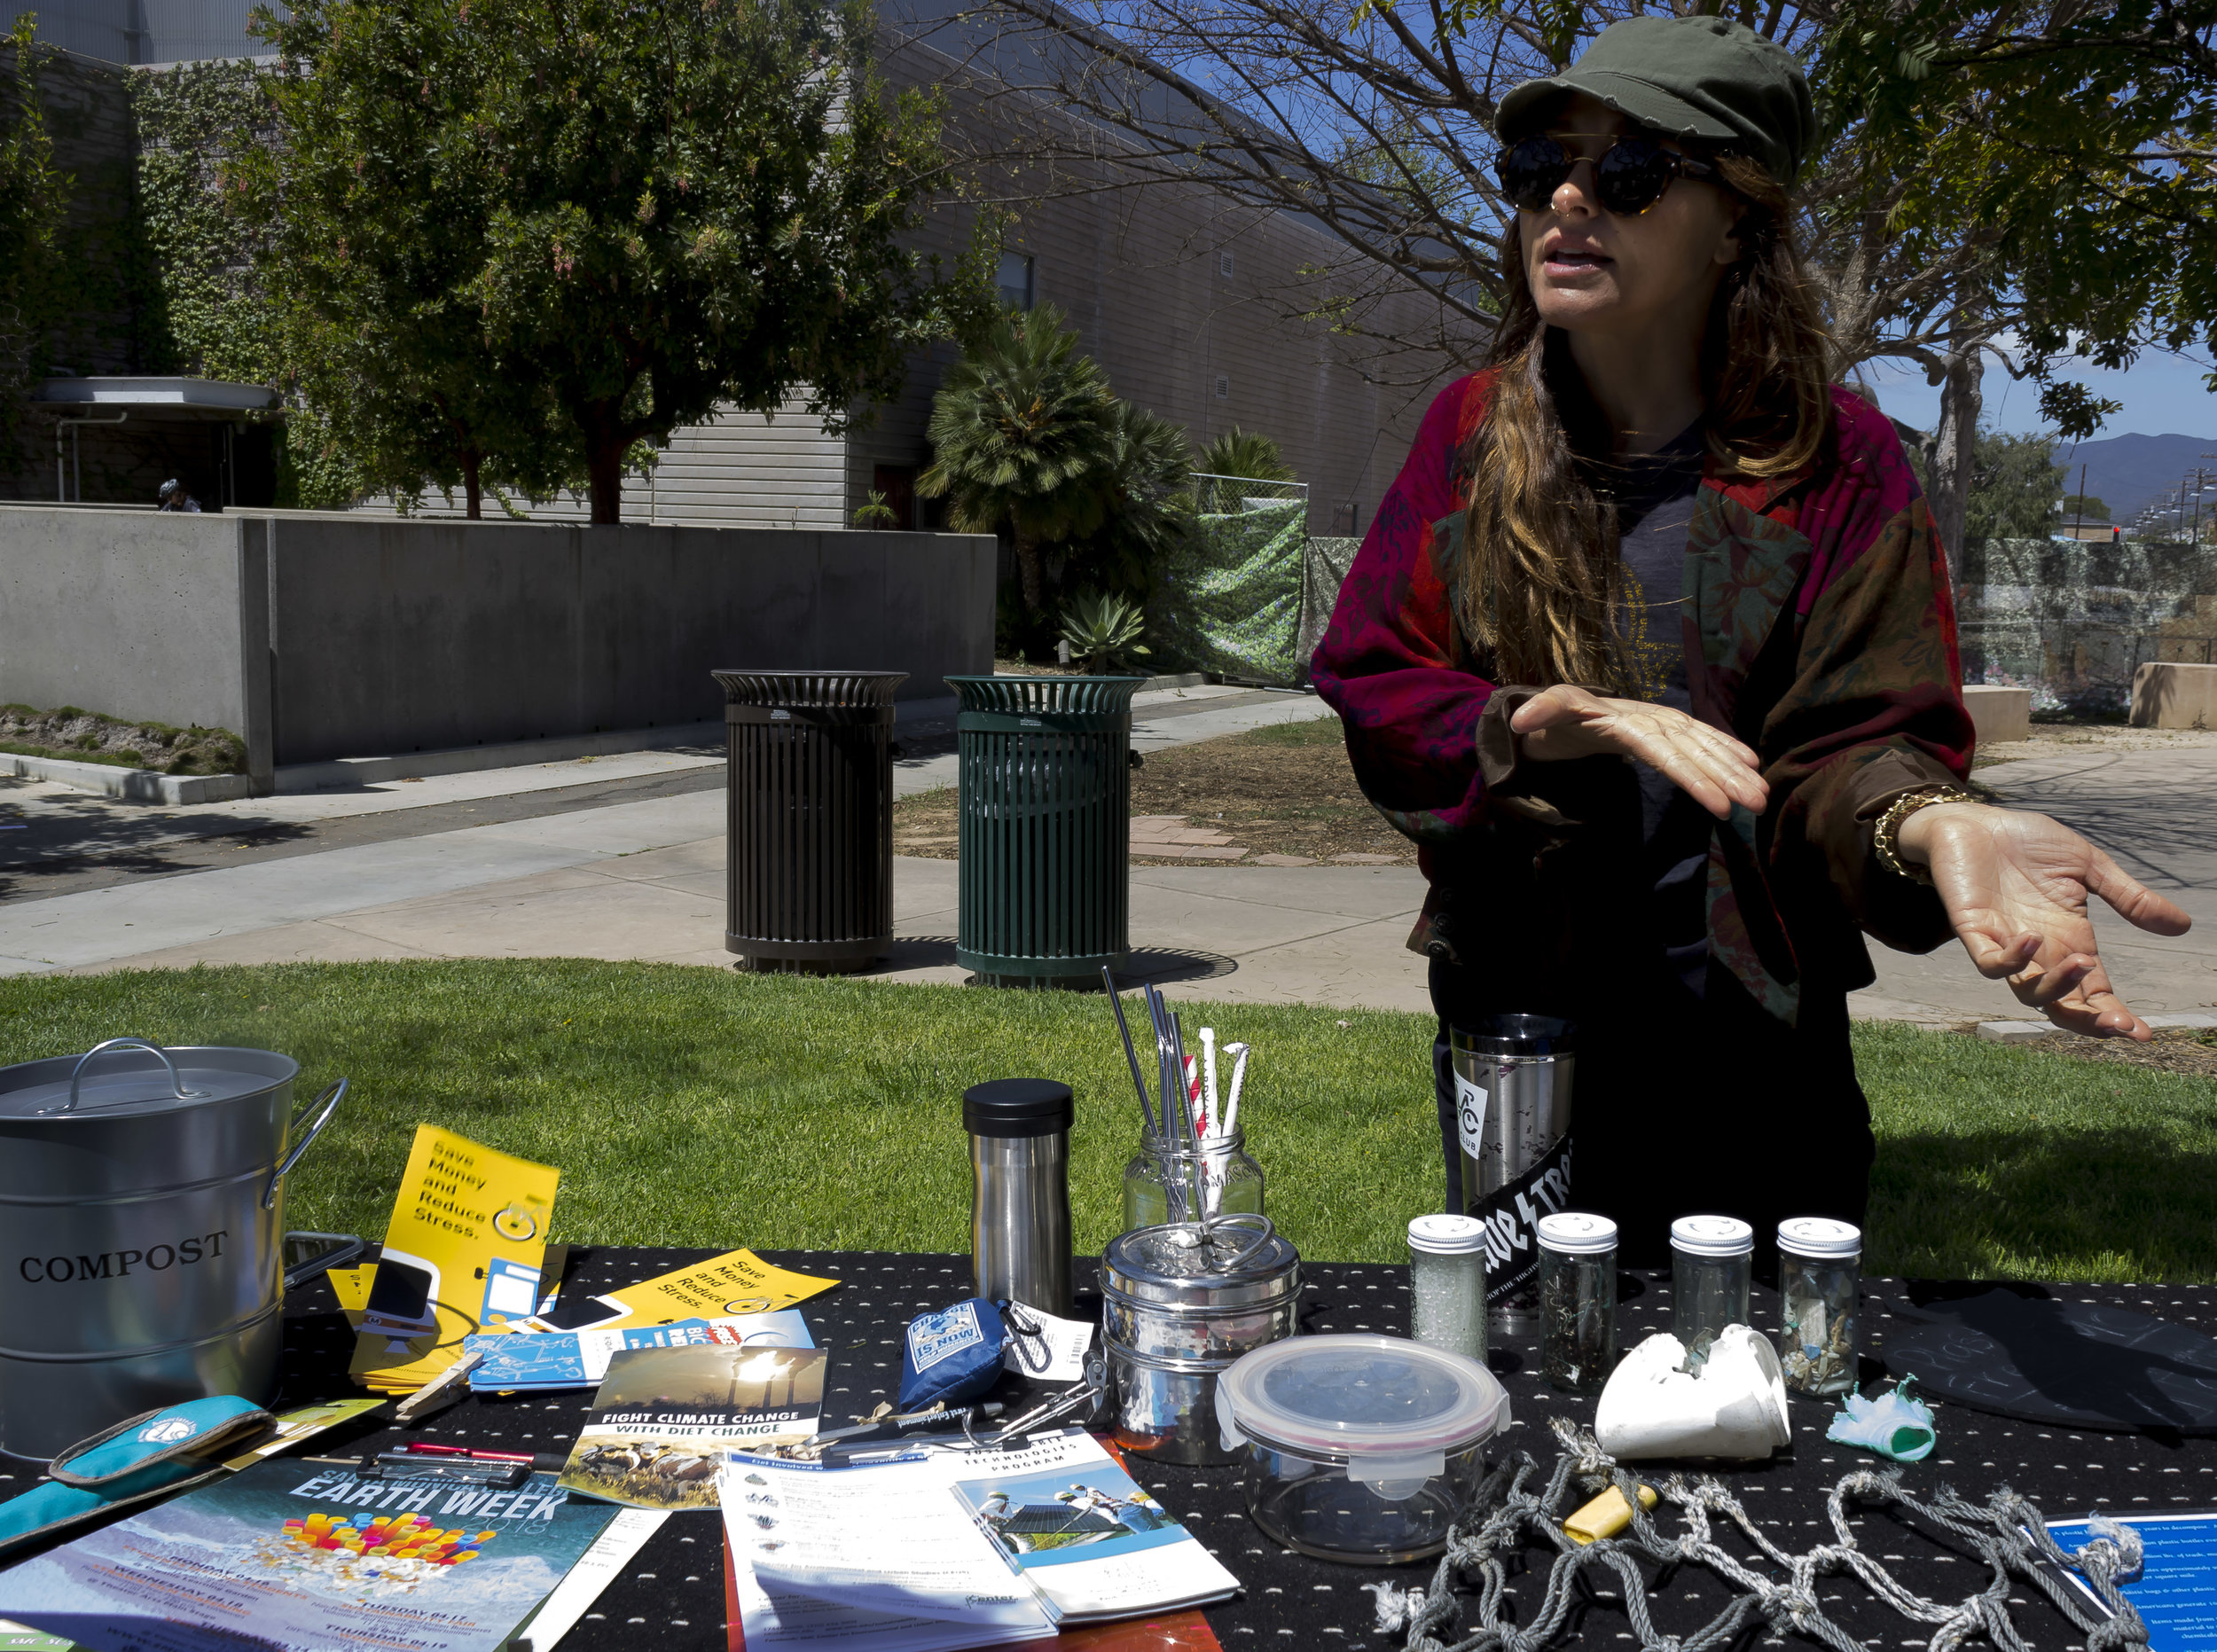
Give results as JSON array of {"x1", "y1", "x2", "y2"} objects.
[
  {"x1": 541, "y1": 1249, "x2": 837, "y2": 1331},
  {"x1": 348, "y1": 1126, "x2": 560, "y2": 1391}
]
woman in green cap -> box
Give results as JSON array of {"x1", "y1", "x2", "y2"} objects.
[{"x1": 1312, "y1": 15, "x2": 2189, "y2": 1260}]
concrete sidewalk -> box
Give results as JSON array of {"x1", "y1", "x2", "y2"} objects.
[{"x1": 4, "y1": 724, "x2": 2208, "y2": 1027}]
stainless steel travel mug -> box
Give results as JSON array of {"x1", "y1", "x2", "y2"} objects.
[
  {"x1": 965, "y1": 1078, "x2": 1074, "y2": 1317},
  {"x1": 1450, "y1": 1014, "x2": 1576, "y2": 1332}
]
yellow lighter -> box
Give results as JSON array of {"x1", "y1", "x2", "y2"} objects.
[{"x1": 1563, "y1": 1484, "x2": 1660, "y2": 1546}]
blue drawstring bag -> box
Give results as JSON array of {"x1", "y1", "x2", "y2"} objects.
[{"x1": 899, "y1": 1298, "x2": 1010, "y2": 1410}]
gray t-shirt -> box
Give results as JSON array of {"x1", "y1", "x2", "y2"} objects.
[{"x1": 1600, "y1": 424, "x2": 1711, "y2": 994}]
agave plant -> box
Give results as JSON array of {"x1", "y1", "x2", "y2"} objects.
[{"x1": 1058, "y1": 590, "x2": 1151, "y2": 675}]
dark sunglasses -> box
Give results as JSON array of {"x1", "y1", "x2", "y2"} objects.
[{"x1": 1495, "y1": 132, "x2": 1721, "y2": 216}]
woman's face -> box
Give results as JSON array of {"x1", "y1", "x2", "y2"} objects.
[{"x1": 1517, "y1": 93, "x2": 1743, "y2": 347}]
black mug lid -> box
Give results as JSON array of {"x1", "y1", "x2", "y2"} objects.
[
  {"x1": 963, "y1": 1077, "x2": 1074, "y2": 1138},
  {"x1": 1449, "y1": 1014, "x2": 1576, "y2": 1058}
]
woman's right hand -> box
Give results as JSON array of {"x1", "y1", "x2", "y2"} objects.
[{"x1": 1508, "y1": 684, "x2": 1768, "y2": 820}]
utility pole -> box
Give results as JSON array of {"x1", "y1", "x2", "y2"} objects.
[{"x1": 2074, "y1": 462, "x2": 2088, "y2": 541}]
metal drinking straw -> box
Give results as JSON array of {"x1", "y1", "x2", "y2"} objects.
[{"x1": 1101, "y1": 967, "x2": 1158, "y2": 1138}]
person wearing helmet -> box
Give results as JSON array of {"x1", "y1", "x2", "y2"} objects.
[{"x1": 156, "y1": 478, "x2": 201, "y2": 513}]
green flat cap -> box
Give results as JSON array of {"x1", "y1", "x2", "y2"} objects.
[{"x1": 1494, "y1": 15, "x2": 1814, "y2": 187}]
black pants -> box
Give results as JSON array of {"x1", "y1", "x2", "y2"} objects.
[{"x1": 1429, "y1": 952, "x2": 1874, "y2": 1269}]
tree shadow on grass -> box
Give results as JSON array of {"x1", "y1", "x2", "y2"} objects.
[{"x1": 1869, "y1": 1123, "x2": 2217, "y2": 1282}]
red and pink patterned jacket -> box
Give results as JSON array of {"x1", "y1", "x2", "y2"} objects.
[{"x1": 1311, "y1": 371, "x2": 1975, "y2": 1024}]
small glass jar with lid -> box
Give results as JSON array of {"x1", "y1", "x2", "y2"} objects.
[
  {"x1": 1776, "y1": 1217, "x2": 1861, "y2": 1396},
  {"x1": 1670, "y1": 1215, "x2": 1752, "y2": 1370},
  {"x1": 1122, "y1": 1128, "x2": 1265, "y2": 1232},
  {"x1": 1536, "y1": 1212, "x2": 1617, "y2": 1395},
  {"x1": 1406, "y1": 1215, "x2": 1488, "y2": 1362}
]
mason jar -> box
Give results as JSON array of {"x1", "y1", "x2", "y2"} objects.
[
  {"x1": 1406, "y1": 1214, "x2": 1488, "y2": 1362},
  {"x1": 1670, "y1": 1215, "x2": 1752, "y2": 1370},
  {"x1": 1123, "y1": 1128, "x2": 1264, "y2": 1231},
  {"x1": 1776, "y1": 1217, "x2": 1861, "y2": 1396},
  {"x1": 1536, "y1": 1212, "x2": 1617, "y2": 1395}
]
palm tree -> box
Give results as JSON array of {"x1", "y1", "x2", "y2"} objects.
[
  {"x1": 919, "y1": 305, "x2": 1116, "y2": 616},
  {"x1": 1196, "y1": 427, "x2": 1296, "y2": 486},
  {"x1": 1077, "y1": 400, "x2": 1194, "y2": 598}
]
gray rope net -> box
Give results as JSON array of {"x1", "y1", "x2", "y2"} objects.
[{"x1": 1365, "y1": 1419, "x2": 2150, "y2": 1652}]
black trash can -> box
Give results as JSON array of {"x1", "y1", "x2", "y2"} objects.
[
  {"x1": 717, "y1": 669, "x2": 906, "y2": 973},
  {"x1": 948, "y1": 674, "x2": 1146, "y2": 988}
]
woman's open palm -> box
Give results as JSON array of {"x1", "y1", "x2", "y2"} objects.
[{"x1": 1904, "y1": 803, "x2": 2192, "y2": 1038}]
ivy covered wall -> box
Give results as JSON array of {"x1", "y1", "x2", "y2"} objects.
[{"x1": 0, "y1": 43, "x2": 355, "y2": 507}]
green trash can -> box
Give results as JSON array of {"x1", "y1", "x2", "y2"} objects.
[{"x1": 949, "y1": 674, "x2": 1147, "y2": 988}]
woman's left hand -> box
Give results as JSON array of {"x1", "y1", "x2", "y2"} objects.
[{"x1": 1896, "y1": 801, "x2": 2193, "y2": 1038}]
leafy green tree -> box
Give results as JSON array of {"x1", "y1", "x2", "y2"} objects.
[
  {"x1": 1196, "y1": 427, "x2": 1293, "y2": 484},
  {"x1": 2060, "y1": 494, "x2": 2110, "y2": 523},
  {"x1": 250, "y1": 0, "x2": 989, "y2": 523},
  {"x1": 920, "y1": 303, "x2": 1118, "y2": 615},
  {"x1": 0, "y1": 16, "x2": 63, "y2": 449},
  {"x1": 1821, "y1": 0, "x2": 2216, "y2": 434},
  {"x1": 1964, "y1": 428, "x2": 2064, "y2": 541},
  {"x1": 235, "y1": 5, "x2": 566, "y2": 517}
]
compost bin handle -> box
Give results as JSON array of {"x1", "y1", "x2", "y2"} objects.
[
  {"x1": 59, "y1": 1037, "x2": 203, "y2": 1115},
  {"x1": 263, "y1": 1077, "x2": 347, "y2": 1210}
]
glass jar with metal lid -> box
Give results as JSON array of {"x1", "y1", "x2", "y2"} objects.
[
  {"x1": 1406, "y1": 1214, "x2": 1487, "y2": 1362},
  {"x1": 1670, "y1": 1215, "x2": 1752, "y2": 1371},
  {"x1": 1215, "y1": 1333, "x2": 1513, "y2": 1564},
  {"x1": 1776, "y1": 1217, "x2": 1861, "y2": 1396},
  {"x1": 1100, "y1": 1215, "x2": 1299, "y2": 1465},
  {"x1": 1536, "y1": 1211, "x2": 1617, "y2": 1395}
]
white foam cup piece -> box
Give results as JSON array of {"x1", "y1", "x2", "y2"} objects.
[{"x1": 1593, "y1": 1325, "x2": 1792, "y2": 1461}]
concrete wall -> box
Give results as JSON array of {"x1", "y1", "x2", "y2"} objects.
[
  {"x1": 1, "y1": 505, "x2": 994, "y2": 779},
  {"x1": 0, "y1": 505, "x2": 266, "y2": 764}
]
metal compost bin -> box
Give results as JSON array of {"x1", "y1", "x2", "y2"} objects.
[
  {"x1": 717, "y1": 669, "x2": 906, "y2": 973},
  {"x1": 948, "y1": 674, "x2": 1145, "y2": 988}
]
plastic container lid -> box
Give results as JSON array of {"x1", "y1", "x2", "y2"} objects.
[
  {"x1": 1406, "y1": 1215, "x2": 1486, "y2": 1257},
  {"x1": 1215, "y1": 1334, "x2": 1512, "y2": 1498},
  {"x1": 1536, "y1": 1212, "x2": 1618, "y2": 1256},
  {"x1": 961, "y1": 1078, "x2": 1073, "y2": 1138},
  {"x1": 1671, "y1": 1215, "x2": 1754, "y2": 1257},
  {"x1": 1777, "y1": 1217, "x2": 1861, "y2": 1258}
]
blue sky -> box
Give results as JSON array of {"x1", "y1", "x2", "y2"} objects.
[{"x1": 1861, "y1": 345, "x2": 2217, "y2": 442}]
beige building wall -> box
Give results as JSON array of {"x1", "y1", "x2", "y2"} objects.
[{"x1": 850, "y1": 23, "x2": 1473, "y2": 538}]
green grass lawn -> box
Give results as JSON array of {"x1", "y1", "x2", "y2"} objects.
[{"x1": 3, "y1": 961, "x2": 2213, "y2": 1283}]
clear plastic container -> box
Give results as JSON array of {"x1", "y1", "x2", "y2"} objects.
[
  {"x1": 1776, "y1": 1217, "x2": 1861, "y2": 1397},
  {"x1": 1536, "y1": 1212, "x2": 1617, "y2": 1395},
  {"x1": 1215, "y1": 1334, "x2": 1512, "y2": 1565},
  {"x1": 1670, "y1": 1215, "x2": 1752, "y2": 1370},
  {"x1": 1406, "y1": 1215, "x2": 1487, "y2": 1362},
  {"x1": 1123, "y1": 1129, "x2": 1264, "y2": 1230}
]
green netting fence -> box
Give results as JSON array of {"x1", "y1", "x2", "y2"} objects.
[{"x1": 1147, "y1": 475, "x2": 1360, "y2": 687}]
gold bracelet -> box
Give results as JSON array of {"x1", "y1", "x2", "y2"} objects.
[{"x1": 1873, "y1": 786, "x2": 1979, "y2": 885}]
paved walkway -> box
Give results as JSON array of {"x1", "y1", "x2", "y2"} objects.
[{"x1": 2, "y1": 710, "x2": 2208, "y2": 1025}]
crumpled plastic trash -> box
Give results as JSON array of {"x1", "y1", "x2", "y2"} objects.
[
  {"x1": 1826, "y1": 1375, "x2": 1938, "y2": 1462},
  {"x1": 1594, "y1": 1326, "x2": 1792, "y2": 1460}
]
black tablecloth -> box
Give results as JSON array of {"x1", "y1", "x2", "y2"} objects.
[{"x1": 10, "y1": 1247, "x2": 2217, "y2": 1651}]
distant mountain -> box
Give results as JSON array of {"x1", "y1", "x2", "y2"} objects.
[{"x1": 2050, "y1": 432, "x2": 2217, "y2": 526}]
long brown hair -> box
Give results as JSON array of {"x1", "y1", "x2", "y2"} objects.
[{"x1": 1458, "y1": 153, "x2": 1831, "y2": 692}]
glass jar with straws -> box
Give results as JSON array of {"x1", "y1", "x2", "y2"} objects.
[
  {"x1": 1102, "y1": 971, "x2": 1260, "y2": 1233},
  {"x1": 1124, "y1": 1129, "x2": 1264, "y2": 1231}
]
